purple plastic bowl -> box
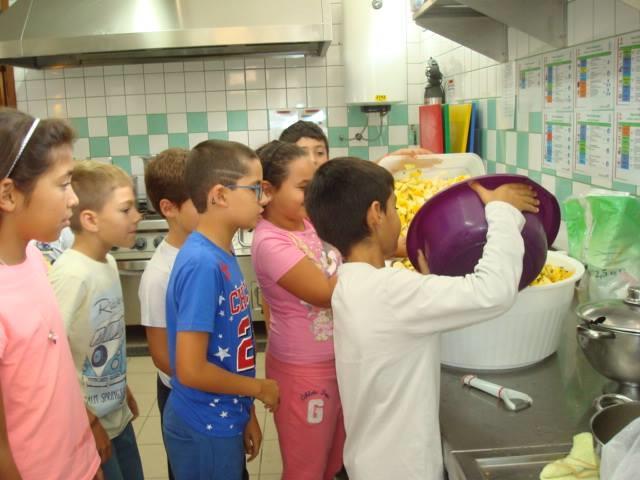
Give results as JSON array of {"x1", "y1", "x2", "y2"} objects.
[{"x1": 405, "y1": 174, "x2": 560, "y2": 290}]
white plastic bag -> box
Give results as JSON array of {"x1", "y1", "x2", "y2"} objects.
[{"x1": 600, "y1": 417, "x2": 640, "y2": 480}]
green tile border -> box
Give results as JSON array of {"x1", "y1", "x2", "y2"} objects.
[
  {"x1": 348, "y1": 146, "x2": 369, "y2": 159},
  {"x1": 208, "y1": 131, "x2": 229, "y2": 140},
  {"x1": 328, "y1": 127, "x2": 348, "y2": 148},
  {"x1": 147, "y1": 114, "x2": 168, "y2": 135},
  {"x1": 367, "y1": 126, "x2": 388, "y2": 147},
  {"x1": 347, "y1": 107, "x2": 368, "y2": 127},
  {"x1": 168, "y1": 133, "x2": 189, "y2": 149},
  {"x1": 70, "y1": 117, "x2": 89, "y2": 138},
  {"x1": 572, "y1": 172, "x2": 591, "y2": 184},
  {"x1": 388, "y1": 104, "x2": 408, "y2": 126},
  {"x1": 516, "y1": 132, "x2": 529, "y2": 169},
  {"x1": 89, "y1": 137, "x2": 109, "y2": 157},
  {"x1": 612, "y1": 181, "x2": 637, "y2": 193},
  {"x1": 111, "y1": 156, "x2": 131, "y2": 174},
  {"x1": 529, "y1": 112, "x2": 543, "y2": 134},
  {"x1": 187, "y1": 112, "x2": 208, "y2": 133},
  {"x1": 129, "y1": 135, "x2": 150, "y2": 156},
  {"x1": 487, "y1": 99, "x2": 497, "y2": 130},
  {"x1": 107, "y1": 116, "x2": 128, "y2": 136},
  {"x1": 227, "y1": 111, "x2": 248, "y2": 131},
  {"x1": 555, "y1": 177, "x2": 573, "y2": 204}
]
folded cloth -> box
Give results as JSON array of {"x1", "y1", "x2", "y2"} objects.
[{"x1": 540, "y1": 433, "x2": 599, "y2": 479}]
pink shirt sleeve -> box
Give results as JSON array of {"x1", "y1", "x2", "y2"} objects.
[
  {"x1": 0, "y1": 319, "x2": 6, "y2": 360},
  {"x1": 252, "y1": 227, "x2": 306, "y2": 286}
]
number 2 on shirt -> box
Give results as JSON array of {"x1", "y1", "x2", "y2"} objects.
[{"x1": 237, "y1": 316, "x2": 255, "y2": 372}]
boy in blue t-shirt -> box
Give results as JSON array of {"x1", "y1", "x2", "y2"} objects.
[{"x1": 164, "y1": 140, "x2": 279, "y2": 480}]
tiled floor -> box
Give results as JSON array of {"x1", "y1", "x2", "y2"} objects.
[{"x1": 128, "y1": 352, "x2": 282, "y2": 480}]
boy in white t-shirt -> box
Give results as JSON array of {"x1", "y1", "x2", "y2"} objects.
[
  {"x1": 138, "y1": 148, "x2": 199, "y2": 480},
  {"x1": 304, "y1": 158, "x2": 540, "y2": 480}
]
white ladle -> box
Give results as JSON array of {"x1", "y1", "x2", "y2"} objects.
[{"x1": 462, "y1": 375, "x2": 533, "y2": 412}]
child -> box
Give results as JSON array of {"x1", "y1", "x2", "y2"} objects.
[
  {"x1": 138, "y1": 148, "x2": 199, "y2": 480},
  {"x1": 251, "y1": 140, "x2": 345, "y2": 480},
  {"x1": 305, "y1": 158, "x2": 539, "y2": 480},
  {"x1": 0, "y1": 109, "x2": 101, "y2": 479},
  {"x1": 49, "y1": 160, "x2": 144, "y2": 480},
  {"x1": 164, "y1": 140, "x2": 279, "y2": 480}
]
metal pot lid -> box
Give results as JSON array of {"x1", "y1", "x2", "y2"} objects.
[{"x1": 577, "y1": 287, "x2": 640, "y2": 334}]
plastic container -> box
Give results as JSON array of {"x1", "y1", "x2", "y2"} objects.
[
  {"x1": 440, "y1": 251, "x2": 585, "y2": 371},
  {"x1": 381, "y1": 152, "x2": 485, "y2": 179}
]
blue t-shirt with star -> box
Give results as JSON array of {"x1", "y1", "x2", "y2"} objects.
[{"x1": 166, "y1": 232, "x2": 256, "y2": 437}]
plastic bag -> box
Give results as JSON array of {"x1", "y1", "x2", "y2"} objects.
[
  {"x1": 600, "y1": 417, "x2": 640, "y2": 480},
  {"x1": 563, "y1": 191, "x2": 640, "y2": 302}
]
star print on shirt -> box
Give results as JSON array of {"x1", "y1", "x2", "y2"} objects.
[
  {"x1": 206, "y1": 424, "x2": 213, "y2": 431},
  {"x1": 218, "y1": 310, "x2": 225, "y2": 317},
  {"x1": 214, "y1": 346, "x2": 231, "y2": 361},
  {"x1": 233, "y1": 398, "x2": 239, "y2": 404},
  {"x1": 218, "y1": 334, "x2": 223, "y2": 339},
  {"x1": 218, "y1": 294, "x2": 225, "y2": 305},
  {"x1": 220, "y1": 411, "x2": 228, "y2": 418},
  {"x1": 220, "y1": 262, "x2": 231, "y2": 281}
]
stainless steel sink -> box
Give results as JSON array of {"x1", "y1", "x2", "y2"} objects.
[{"x1": 446, "y1": 444, "x2": 572, "y2": 480}]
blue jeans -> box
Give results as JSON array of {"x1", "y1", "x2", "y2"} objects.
[
  {"x1": 102, "y1": 422, "x2": 144, "y2": 480},
  {"x1": 163, "y1": 397, "x2": 245, "y2": 480}
]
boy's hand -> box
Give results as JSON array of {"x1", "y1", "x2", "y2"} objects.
[
  {"x1": 93, "y1": 468, "x2": 104, "y2": 480},
  {"x1": 243, "y1": 410, "x2": 263, "y2": 462},
  {"x1": 417, "y1": 249, "x2": 430, "y2": 275},
  {"x1": 90, "y1": 419, "x2": 112, "y2": 463},
  {"x1": 469, "y1": 181, "x2": 539, "y2": 213},
  {"x1": 257, "y1": 379, "x2": 280, "y2": 413},
  {"x1": 126, "y1": 387, "x2": 139, "y2": 421}
]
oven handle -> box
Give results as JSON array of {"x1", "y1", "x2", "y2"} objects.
[{"x1": 117, "y1": 260, "x2": 149, "y2": 275}]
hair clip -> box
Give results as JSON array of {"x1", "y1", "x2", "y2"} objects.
[{"x1": 48, "y1": 330, "x2": 58, "y2": 344}]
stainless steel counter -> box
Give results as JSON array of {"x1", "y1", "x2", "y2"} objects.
[{"x1": 440, "y1": 310, "x2": 608, "y2": 479}]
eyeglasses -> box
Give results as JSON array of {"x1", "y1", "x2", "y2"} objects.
[{"x1": 223, "y1": 183, "x2": 264, "y2": 201}]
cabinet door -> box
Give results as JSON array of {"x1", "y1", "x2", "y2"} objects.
[{"x1": 0, "y1": 0, "x2": 17, "y2": 108}]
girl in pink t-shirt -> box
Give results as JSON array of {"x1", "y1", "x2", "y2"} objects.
[
  {"x1": 251, "y1": 140, "x2": 345, "y2": 480},
  {"x1": 0, "y1": 109, "x2": 101, "y2": 480}
]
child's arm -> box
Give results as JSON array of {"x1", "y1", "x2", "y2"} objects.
[
  {"x1": 86, "y1": 407, "x2": 111, "y2": 463},
  {"x1": 144, "y1": 327, "x2": 171, "y2": 376},
  {"x1": 243, "y1": 406, "x2": 262, "y2": 461},
  {"x1": 176, "y1": 331, "x2": 279, "y2": 411},
  {"x1": 277, "y1": 258, "x2": 337, "y2": 308},
  {"x1": 0, "y1": 384, "x2": 22, "y2": 480}
]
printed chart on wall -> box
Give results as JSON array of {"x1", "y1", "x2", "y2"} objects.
[
  {"x1": 543, "y1": 48, "x2": 574, "y2": 110},
  {"x1": 574, "y1": 111, "x2": 614, "y2": 187},
  {"x1": 575, "y1": 39, "x2": 614, "y2": 110},
  {"x1": 617, "y1": 31, "x2": 640, "y2": 108},
  {"x1": 498, "y1": 62, "x2": 516, "y2": 130},
  {"x1": 518, "y1": 57, "x2": 543, "y2": 113},
  {"x1": 615, "y1": 110, "x2": 640, "y2": 185},
  {"x1": 543, "y1": 111, "x2": 573, "y2": 178}
]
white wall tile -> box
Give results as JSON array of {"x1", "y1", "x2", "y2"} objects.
[
  {"x1": 594, "y1": 0, "x2": 616, "y2": 39},
  {"x1": 105, "y1": 76, "x2": 125, "y2": 96},
  {"x1": 123, "y1": 65, "x2": 143, "y2": 74},
  {"x1": 130, "y1": 157, "x2": 145, "y2": 175},
  {"x1": 15, "y1": 82, "x2": 27, "y2": 102},
  {"x1": 145, "y1": 94, "x2": 166, "y2": 114},
  {"x1": 143, "y1": 63, "x2": 164, "y2": 74},
  {"x1": 328, "y1": 106, "x2": 347, "y2": 127},
  {"x1": 24, "y1": 69, "x2": 44, "y2": 81},
  {"x1": 408, "y1": 63, "x2": 425, "y2": 84},
  {"x1": 541, "y1": 173, "x2": 556, "y2": 193},
  {"x1": 408, "y1": 105, "x2": 420, "y2": 124},
  {"x1": 26, "y1": 80, "x2": 46, "y2": 100},
  {"x1": 326, "y1": 66, "x2": 344, "y2": 86},
  {"x1": 63, "y1": 67, "x2": 83, "y2": 78},
  {"x1": 408, "y1": 83, "x2": 423, "y2": 104},
  {"x1": 74, "y1": 138, "x2": 90, "y2": 159},
  {"x1": 496, "y1": 162, "x2": 507, "y2": 173},
  {"x1": 508, "y1": 27, "x2": 519, "y2": 61},
  {"x1": 330, "y1": 2, "x2": 343, "y2": 24},
  {"x1": 149, "y1": 134, "x2": 169, "y2": 154},
  {"x1": 144, "y1": 74, "x2": 165, "y2": 94},
  {"x1": 248, "y1": 130, "x2": 269, "y2": 149},
  {"x1": 506, "y1": 131, "x2": 517, "y2": 165},
  {"x1": 407, "y1": 42, "x2": 423, "y2": 64},
  {"x1": 206, "y1": 91, "x2": 227, "y2": 111},
  {"x1": 164, "y1": 72, "x2": 185, "y2": 93},
  {"x1": 88, "y1": 117, "x2": 108, "y2": 137},
  {"x1": 225, "y1": 57, "x2": 245, "y2": 70},
  {"x1": 65, "y1": 78, "x2": 86, "y2": 98},
  {"x1": 27, "y1": 100, "x2": 48, "y2": 118},
  {"x1": 167, "y1": 113, "x2": 187, "y2": 133},
  {"x1": 126, "y1": 94, "x2": 147, "y2": 114},
  {"x1": 226, "y1": 70, "x2": 246, "y2": 90},
  {"x1": 266, "y1": 69, "x2": 286, "y2": 89},
  {"x1": 104, "y1": 66, "x2": 124, "y2": 75},
  {"x1": 306, "y1": 67, "x2": 327, "y2": 87},
  {"x1": 573, "y1": 0, "x2": 595, "y2": 44},
  {"x1": 267, "y1": 89, "x2": 287, "y2": 109},
  {"x1": 106, "y1": 96, "x2": 126, "y2": 116},
  {"x1": 185, "y1": 71, "x2": 205, "y2": 92},
  {"x1": 226, "y1": 91, "x2": 247, "y2": 110},
  {"x1": 86, "y1": 97, "x2": 107, "y2": 117},
  {"x1": 128, "y1": 115, "x2": 148, "y2": 135},
  {"x1": 307, "y1": 87, "x2": 327, "y2": 107},
  {"x1": 516, "y1": 30, "x2": 529, "y2": 59},
  {"x1": 186, "y1": 92, "x2": 206, "y2": 112},
  {"x1": 124, "y1": 74, "x2": 145, "y2": 95},
  {"x1": 286, "y1": 68, "x2": 307, "y2": 88},
  {"x1": 248, "y1": 110, "x2": 268, "y2": 130},
  {"x1": 265, "y1": 56, "x2": 286, "y2": 68},
  {"x1": 47, "y1": 100, "x2": 67, "y2": 118},
  {"x1": 228, "y1": 131, "x2": 249, "y2": 144},
  {"x1": 286, "y1": 56, "x2": 306, "y2": 68},
  {"x1": 207, "y1": 112, "x2": 228, "y2": 131},
  {"x1": 189, "y1": 133, "x2": 208, "y2": 148},
  {"x1": 528, "y1": 133, "x2": 542, "y2": 171},
  {"x1": 13, "y1": 68, "x2": 25, "y2": 82},
  {"x1": 245, "y1": 69, "x2": 266, "y2": 89},
  {"x1": 84, "y1": 66, "x2": 104, "y2": 77},
  {"x1": 615, "y1": 0, "x2": 640, "y2": 34},
  {"x1": 85, "y1": 77, "x2": 105, "y2": 97},
  {"x1": 486, "y1": 129, "x2": 497, "y2": 161},
  {"x1": 247, "y1": 90, "x2": 267, "y2": 110},
  {"x1": 348, "y1": 127, "x2": 368, "y2": 147},
  {"x1": 45, "y1": 79, "x2": 65, "y2": 99},
  {"x1": 517, "y1": 110, "x2": 529, "y2": 132},
  {"x1": 331, "y1": 147, "x2": 348, "y2": 158},
  {"x1": 166, "y1": 93, "x2": 186, "y2": 113},
  {"x1": 204, "y1": 59, "x2": 225, "y2": 70},
  {"x1": 306, "y1": 55, "x2": 327, "y2": 67},
  {"x1": 184, "y1": 60, "x2": 204, "y2": 72},
  {"x1": 389, "y1": 125, "x2": 408, "y2": 145},
  {"x1": 67, "y1": 98, "x2": 87, "y2": 117},
  {"x1": 245, "y1": 57, "x2": 265, "y2": 69},
  {"x1": 205, "y1": 71, "x2": 225, "y2": 91},
  {"x1": 110, "y1": 136, "x2": 130, "y2": 156},
  {"x1": 327, "y1": 45, "x2": 343, "y2": 66},
  {"x1": 287, "y1": 88, "x2": 307, "y2": 108}
]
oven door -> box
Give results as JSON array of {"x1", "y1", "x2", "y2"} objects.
[{"x1": 117, "y1": 259, "x2": 148, "y2": 326}]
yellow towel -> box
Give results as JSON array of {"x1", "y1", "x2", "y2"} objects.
[{"x1": 539, "y1": 433, "x2": 599, "y2": 479}]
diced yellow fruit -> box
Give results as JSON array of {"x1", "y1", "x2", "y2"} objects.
[{"x1": 530, "y1": 264, "x2": 573, "y2": 286}]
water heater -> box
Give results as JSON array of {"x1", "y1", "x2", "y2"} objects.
[{"x1": 343, "y1": 0, "x2": 407, "y2": 106}]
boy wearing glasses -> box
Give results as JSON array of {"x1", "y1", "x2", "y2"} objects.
[{"x1": 163, "y1": 140, "x2": 280, "y2": 480}]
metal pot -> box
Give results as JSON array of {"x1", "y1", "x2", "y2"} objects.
[
  {"x1": 576, "y1": 286, "x2": 640, "y2": 388},
  {"x1": 590, "y1": 394, "x2": 640, "y2": 457}
]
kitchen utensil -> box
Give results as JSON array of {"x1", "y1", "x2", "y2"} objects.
[
  {"x1": 406, "y1": 174, "x2": 560, "y2": 290},
  {"x1": 442, "y1": 250, "x2": 584, "y2": 370},
  {"x1": 590, "y1": 394, "x2": 640, "y2": 457},
  {"x1": 576, "y1": 286, "x2": 640, "y2": 398},
  {"x1": 462, "y1": 375, "x2": 532, "y2": 412}
]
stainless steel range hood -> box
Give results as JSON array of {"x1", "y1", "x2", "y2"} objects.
[{"x1": 0, "y1": 0, "x2": 332, "y2": 69}]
